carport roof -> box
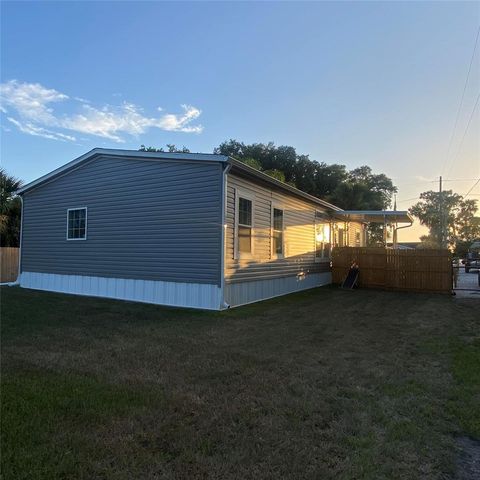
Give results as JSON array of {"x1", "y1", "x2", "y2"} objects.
[{"x1": 333, "y1": 210, "x2": 413, "y2": 224}]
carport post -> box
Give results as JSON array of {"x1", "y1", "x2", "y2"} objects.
[{"x1": 383, "y1": 213, "x2": 387, "y2": 246}]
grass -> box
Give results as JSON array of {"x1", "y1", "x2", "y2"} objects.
[{"x1": 1, "y1": 286, "x2": 479, "y2": 479}]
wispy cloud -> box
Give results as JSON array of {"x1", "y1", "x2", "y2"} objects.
[
  {"x1": 0, "y1": 80, "x2": 203, "y2": 142},
  {"x1": 6, "y1": 117, "x2": 76, "y2": 141}
]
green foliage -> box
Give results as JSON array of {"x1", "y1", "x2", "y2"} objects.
[
  {"x1": 417, "y1": 235, "x2": 442, "y2": 250},
  {"x1": 240, "y1": 157, "x2": 262, "y2": 171},
  {"x1": 409, "y1": 191, "x2": 479, "y2": 248},
  {"x1": 238, "y1": 158, "x2": 288, "y2": 183},
  {"x1": 0, "y1": 168, "x2": 22, "y2": 247},
  {"x1": 263, "y1": 169, "x2": 286, "y2": 182},
  {"x1": 216, "y1": 140, "x2": 397, "y2": 245},
  {"x1": 215, "y1": 139, "x2": 397, "y2": 211},
  {"x1": 139, "y1": 144, "x2": 190, "y2": 153},
  {"x1": 140, "y1": 139, "x2": 398, "y2": 246},
  {"x1": 454, "y1": 239, "x2": 472, "y2": 257}
]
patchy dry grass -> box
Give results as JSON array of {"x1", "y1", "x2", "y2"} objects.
[{"x1": 1, "y1": 286, "x2": 479, "y2": 479}]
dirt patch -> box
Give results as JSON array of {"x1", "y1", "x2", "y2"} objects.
[{"x1": 456, "y1": 436, "x2": 480, "y2": 479}]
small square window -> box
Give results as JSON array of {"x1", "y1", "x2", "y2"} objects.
[{"x1": 67, "y1": 208, "x2": 87, "y2": 240}]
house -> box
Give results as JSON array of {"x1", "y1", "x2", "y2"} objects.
[
  {"x1": 386, "y1": 242, "x2": 421, "y2": 250},
  {"x1": 16, "y1": 149, "x2": 411, "y2": 309}
]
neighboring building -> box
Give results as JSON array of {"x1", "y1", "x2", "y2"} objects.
[
  {"x1": 387, "y1": 242, "x2": 421, "y2": 250},
  {"x1": 16, "y1": 149, "x2": 407, "y2": 309}
]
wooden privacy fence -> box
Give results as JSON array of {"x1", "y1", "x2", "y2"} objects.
[
  {"x1": 1, "y1": 247, "x2": 19, "y2": 283},
  {"x1": 332, "y1": 247, "x2": 452, "y2": 294}
]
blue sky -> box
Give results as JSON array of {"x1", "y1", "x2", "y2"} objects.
[{"x1": 1, "y1": 1, "x2": 479, "y2": 240}]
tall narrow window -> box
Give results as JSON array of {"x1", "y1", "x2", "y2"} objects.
[
  {"x1": 338, "y1": 228, "x2": 344, "y2": 247},
  {"x1": 67, "y1": 208, "x2": 87, "y2": 240},
  {"x1": 238, "y1": 197, "x2": 252, "y2": 254},
  {"x1": 315, "y1": 212, "x2": 331, "y2": 260},
  {"x1": 355, "y1": 229, "x2": 361, "y2": 246},
  {"x1": 272, "y1": 207, "x2": 284, "y2": 256}
]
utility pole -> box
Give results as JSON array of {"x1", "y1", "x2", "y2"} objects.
[
  {"x1": 393, "y1": 194, "x2": 397, "y2": 248},
  {"x1": 439, "y1": 176, "x2": 443, "y2": 248}
]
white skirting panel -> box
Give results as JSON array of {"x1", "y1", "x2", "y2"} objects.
[
  {"x1": 20, "y1": 271, "x2": 223, "y2": 310},
  {"x1": 224, "y1": 272, "x2": 331, "y2": 307}
]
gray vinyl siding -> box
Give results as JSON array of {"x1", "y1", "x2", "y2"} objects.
[
  {"x1": 225, "y1": 173, "x2": 331, "y2": 284},
  {"x1": 21, "y1": 155, "x2": 223, "y2": 285}
]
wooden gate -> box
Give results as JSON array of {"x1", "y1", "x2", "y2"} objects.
[
  {"x1": 331, "y1": 247, "x2": 452, "y2": 294},
  {"x1": 1, "y1": 247, "x2": 19, "y2": 283}
]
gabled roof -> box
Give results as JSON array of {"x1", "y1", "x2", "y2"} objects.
[
  {"x1": 16, "y1": 148, "x2": 341, "y2": 211},
  {"x1": 16, "y1": 148, "x2": 229, "y2": 194},
  {"x1": 15, "y1": 148, "x2": 408, "y2": 222}
]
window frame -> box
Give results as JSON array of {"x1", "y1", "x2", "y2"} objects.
[
  {"x1": 314, "y1": 210, "x2": 331, "y2": 262},
  {"x1": 234, "y1": 189, "x2": 255, "y2": 259},
  {"x1": 355, "y1": 228, "x2": 361, "y2": 247},
  {"x1": 335, "y1": 224, "x2": 345, "y2": 248},
  {"x1": 271, "y1": 203, "x2": 285, "y2": 259},
  {"x1": 66, "y1": 207, "x2": 88, "y2": 241}
]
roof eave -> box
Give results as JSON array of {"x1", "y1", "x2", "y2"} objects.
[
  {"x1": 227, "y1": 158, "x2": 342, "y2": 212},
  {"x1": 16, "y1": 148, "x2": 229, "y2": 195},
  {"x1": 333, "y1": 210, "x2": 414, "y2": 224}
]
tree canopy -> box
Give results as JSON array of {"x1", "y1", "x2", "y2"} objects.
[
  {"x1": 139, "y1": 144, "x2": 190, "y2": 153},
  {"x1": 141, "y1": 139, "x2": 399, "y2": 245},
  {"x1": 409, "y1": 190, "x2": 479, "y2": 249},
  {"x1": 0, "y1": 169, "x2": 22, "y2": 247},
  {"x1": 215, "y1": 139, "x2": 397, "y2": 211}
]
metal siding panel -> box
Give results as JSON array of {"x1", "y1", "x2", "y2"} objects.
[
  {"x1": 20, "y1": 271, "x2": 222, "y2": 310},
  {"x1": 224, "y1": 272, "x2": 331, "y2": 307},
  {"x1": 21, "y1": 156, "x2": 222, "y2": 285}
]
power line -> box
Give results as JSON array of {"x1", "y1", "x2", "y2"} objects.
[
  {"x1": 464, "y1": 178, "x2": 480, "y2": 197},
  {"x1": 446, "y1": 91, "x2": 480, "y2": 178},
  {"x1": 394, "y1": 178, "x2": 477, "y2": 188},
  {"x1": 395, "y1": 181, "x2": 436, "y2": 187},
  {"x1": 396, "y1": 197, "x2": 420, "y2": 203},
  {"x1": 442, "y1": 25, "x2": 480, "y2": 175},
  {"x1": 443, "y1": 178, "x2": 480, "y2": 182}
]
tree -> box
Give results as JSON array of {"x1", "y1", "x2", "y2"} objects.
[
  {"x1": 141, "y1": 140, "x2": 398, "y2": 245},
  {"x1": 0, "y1": 169, "x2": 22, "y2": 247},
  {"x1": 213, "y1": 141, "x2": 292, "y2": 183},
  {"x1": 240, "y1": 157, "x2": 262, "y2": 171},
  {"x1": 417, "y1": 235, "x2": 442, "y2": 250},
  {"x1": 215, "y1": 139, "x2": 396, "y2": 211},
  {"x1": 216, "y1": 140, "x2": 397, "y2": 245},
  {"x1": 139, "y1": 144, "x2": 190, "y2": 153},
  {"x1": 409, "y1": 190, "x2": 479, "y2": 249}
]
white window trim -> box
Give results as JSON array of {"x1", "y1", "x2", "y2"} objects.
[
  {"x1": 66, "y1": 207, "x2": 88, "y2": 241},
  {"x1": 314, "y1": 210, "x2": 331, "y2": 263},
  {"x1": 334, "y1": 223, "x2": 346, "y2": 248},
  {"x1": 355, "y1": 228, "x2": 361, "y2": 247},
  {"x1": 234, "y1": 188, "x2": 255, "y2": 260},
  {"x1": 271, "y1": 202, "x2": 285, "y2": 259}
]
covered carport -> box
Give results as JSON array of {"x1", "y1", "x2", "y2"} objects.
[{"x1": 332, "y1": 210, "x2": 414, "y2": 247}]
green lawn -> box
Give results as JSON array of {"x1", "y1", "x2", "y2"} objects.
[{"x1": 1, "y1": 286, "x2": 479, "y2": 479}]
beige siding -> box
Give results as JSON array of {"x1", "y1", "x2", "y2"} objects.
[
  {"x1": 333, "y1": 221, "x2": 365, "y2": 247},
  {"x1": 225, "y1": 174, "x2": 330, "y2": 283},
  {"x1": 347, "y1": 222, "x2": 365, "y2": 247}
]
